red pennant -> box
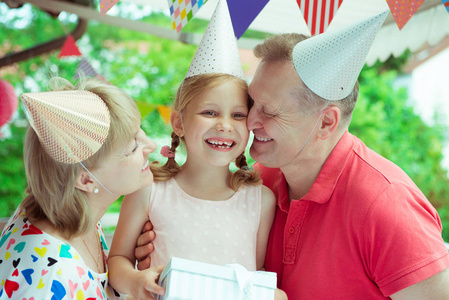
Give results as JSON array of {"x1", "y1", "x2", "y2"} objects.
[
  {"x1": 386, "y1": 0, "x2": 425, "y2": 30},
  {"x1": 58, "y1": 35, "x2": 82, "y2": 58},
  {"x1": 297, "y1": 0, "x2": 344, "y2": 36}
]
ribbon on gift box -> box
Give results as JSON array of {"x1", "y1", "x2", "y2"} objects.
[{"x1": 226, "y1": 264, "x2": 256, "y2": 300}]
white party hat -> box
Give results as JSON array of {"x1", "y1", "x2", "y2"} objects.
[
  {"x1": 292, "y1": 11, "x2": 389, "y2": 101},
  {"x1": 185, "y1": 0, "x2": 244, "y2": 80},
  {"x1": 21, "y1": 90, "x2": 110, "y2": 164}
]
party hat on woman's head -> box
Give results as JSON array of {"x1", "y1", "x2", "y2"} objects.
[
  {"x1": 185, "y1": 0, "x2": 244, "y2": 80},
  {"x1": 21, "y1": 90, "x2": 110, "y2": 164},
  {"x1": 292, "y1": 10, "x2": 389, "y2": 101}
]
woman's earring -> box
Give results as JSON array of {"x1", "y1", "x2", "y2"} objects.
[{"x1": 93, "y1": 188, "x2": 99, "y2": 194}]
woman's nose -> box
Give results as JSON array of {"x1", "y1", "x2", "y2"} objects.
[{"x1": 143, "y1": 137, "x2": 157, "y2": 153}]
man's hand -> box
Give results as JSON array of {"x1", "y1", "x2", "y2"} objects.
[
  {"x1": 135, "y1": 221, "x2": 156, "y2": 271},
  {"x1": 275, "y1": 288, "x2": 288, "y2": 300}
]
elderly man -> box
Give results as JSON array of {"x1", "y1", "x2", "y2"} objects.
[
  {"x1": 246, "y1": 32, "x2": 449, "y2": 299},
  {"x1": 136, "y1": 13, "x2": 449, "y2": 299}
]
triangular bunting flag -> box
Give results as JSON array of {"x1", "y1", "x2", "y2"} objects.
[
  {"x1": 74, "y1": 58, "x2": 98, "y2": 79},
  {"x1": 99, "y1": 0, "x2": 120, "y2": 16},
  {"x1": 386, "y1": 0, "x2": 425, "y2": 30},
  {"x1": 296, "y1": 0, "x2": 344, "y2": 36},
  {"x1": 58, "y1": 35, "x2": 82, "y2": 58},
  {"x1": 168, "y1": 0, "x2": 209, "y2": 33},
  {"x1": 442, "y1": 0, "x2": 449, "y2": 13},
  {"x1": 228, "y1": 0, "x2": 270, "y2": 39},
  {"x1": 157, "y1": 105, "x2": 172, "y2": 124},
  {"x1": 135, "y1": 101, "x2": 159, "y2": 119}
]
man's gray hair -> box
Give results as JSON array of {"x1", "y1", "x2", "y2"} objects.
[{"x1": 255, "y1": 33, "x2": 359, "y2": 127}]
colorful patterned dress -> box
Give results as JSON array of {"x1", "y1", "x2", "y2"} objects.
[{"x1": 0, "y1": 208, "x2": 124, "y2": 300}]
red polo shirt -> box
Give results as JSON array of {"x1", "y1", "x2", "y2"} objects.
[{"x1": 259, "y1": 131, "x2": 449, "y2": 299}]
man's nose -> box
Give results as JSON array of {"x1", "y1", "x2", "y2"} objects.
[{"x1": 247, "y1": 107, "x2": 262, "y2": 131}]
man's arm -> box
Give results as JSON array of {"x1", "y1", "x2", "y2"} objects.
[
  {"x1": 135, "y1": 221, "x2": 156, "y2": 270},
  {"x1": 390, "y1": 268, "x2": 449, "y2": 300}
]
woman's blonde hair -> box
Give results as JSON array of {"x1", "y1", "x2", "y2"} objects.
[
  {"x1": 21, "y1": 77, "x2": 140, "y2": 240},
  {"x1": 151, "y1": 73, "x2": 261, "y2": 191}
]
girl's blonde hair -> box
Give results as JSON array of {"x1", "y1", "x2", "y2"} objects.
[
  {"x1": 21, "y1": 77, "x2": 140, "y2": 240},
  {"x1": 151, "y1": 73, "x2": 261, "y2": 191}
]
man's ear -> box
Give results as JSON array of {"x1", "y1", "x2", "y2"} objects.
[
  {"x1": 317, "y1": 105, "x2": 340, "y2": 140},
  {"x1": 171, "y1": 111, "x2": 184, "y2": 137},
  {"x1": 75, "y1": 171, "x2": 96, "y2": 193}
]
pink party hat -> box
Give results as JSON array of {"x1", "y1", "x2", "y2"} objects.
[
  {"x1": 292, "y1": 10, "x2": 389, "y2": 101},
  {"x1": 185, "y1": 0, "x2": 244, "y2": 80},
  {"x1": 21, "y1": 90, "x2": 110, "y2": 164}
]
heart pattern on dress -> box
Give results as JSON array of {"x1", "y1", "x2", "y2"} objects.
[
  {"x1": 21, "y1": 268, "x2": 34, "y2": 285},
  {"x1": 1, "y1": 210, "x2": 121, "y2": 299},
  {"x1": 69, "y1": 280, "x2": 78, "y2": 298},
  {"x1": 4, "y1": 279, "x2": 19, "y2": 298},
  {"x1": 6, "y1": 238, "x2": 15, "y2": 250},
  {"x1": 14, "y1": 242, "x2": 26, "y2": 253}
]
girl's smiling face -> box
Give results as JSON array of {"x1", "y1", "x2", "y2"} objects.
[{"x1": 174, "y1": 80, "x2": 250, "y2": 167}]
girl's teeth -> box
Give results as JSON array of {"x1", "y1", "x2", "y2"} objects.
[{"x1": 208, "y1": 140, "x2": 233, "y2": 148}]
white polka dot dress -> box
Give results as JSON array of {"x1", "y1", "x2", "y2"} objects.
[{"x1": 148, "y1": 178, "x2": 261, "y2": 271}]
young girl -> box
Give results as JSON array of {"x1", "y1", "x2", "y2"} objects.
[
  {"x1": 108, "y1": 71, "x2": 276, "y2": 298},
  {"x1": 108, "y1": 1, "x2": 275, "y2": 298}
]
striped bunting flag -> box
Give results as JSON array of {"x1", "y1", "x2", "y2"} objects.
[
  {"x1": 296, "y1": 0, "x2": 344, "y2": 36},
  {"x1": 74, "y1": 58, "x2": 98, "y2": 79}
]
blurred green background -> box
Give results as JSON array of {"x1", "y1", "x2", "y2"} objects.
[{"x1": 1, "y1": 2, "x2": 449, "y2": 240}]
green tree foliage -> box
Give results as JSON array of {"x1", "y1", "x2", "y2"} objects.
[
  {"x1": 0, "y1": 124, "x2": 27, "y2": 216},
  {"x1": 1, "y1": 3, "x2": 449, "y2": 241},
  {"x1": 352, "y1": 64, "x2": 449, "y2": 240}
]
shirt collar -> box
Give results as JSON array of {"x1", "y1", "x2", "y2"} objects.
[
  {"x1": 274, "y1": 168, "x2": 291, "y2": 213},
  {"x1": 301, "y1": 131, "x2": 355, "y2": 204}
]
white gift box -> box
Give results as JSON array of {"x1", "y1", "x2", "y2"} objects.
[{"x1": 157, "y1": 257, "x2": 277, "y2": 300}]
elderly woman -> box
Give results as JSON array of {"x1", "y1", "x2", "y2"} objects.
[{"x1": 0, "y1": 78, "x2": 164, "y2": 299}]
